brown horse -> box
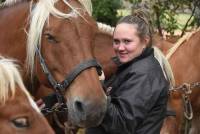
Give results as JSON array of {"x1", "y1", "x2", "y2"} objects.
[
  {"x1": 0, "y1": 57, "x2": 54, "y2": 134},
  {"x1": 153, "y1": 33, "x2": 175, "y2": 55},
  {"x1": 164, "y1": 28, "x2": 200, "y2": 134},
  {"x1": 0, "y1": 0, "x2": 107, "y2": 129}
]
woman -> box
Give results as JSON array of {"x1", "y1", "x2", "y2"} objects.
[{"x1": 86, "y1": 11, "x2": 169, "y2": 134}]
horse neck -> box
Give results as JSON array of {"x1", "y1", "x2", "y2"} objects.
[
  {"x1": 94, "y1": 32, "x2": 117, "y2": 79},
  {"x1": 169, "y1": 30, "x2": 200, "y2": 85},
  {"x1": 152, "y1": 34, "x2": 173, "y2": 55},
  {"x1": 0, "y1": 2, "x2": 30, "y2": 65}
]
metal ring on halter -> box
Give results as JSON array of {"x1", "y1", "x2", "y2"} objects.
[{"x1": 183, "y1": 83, "x2": 192, "y2": 95}]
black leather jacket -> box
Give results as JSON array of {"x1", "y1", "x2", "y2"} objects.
[{"x1": 86, "y1": 47, "x2": 169, "y2": 134}]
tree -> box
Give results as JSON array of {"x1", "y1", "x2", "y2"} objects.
[
  {"x1": 130, "y1": 0, "x2": 199, "y2": 36},
  {"x1": 91, "y1": 0, "x2": 122, "y2": 26}
]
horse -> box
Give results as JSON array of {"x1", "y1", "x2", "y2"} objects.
[
  {"x1": 165, "y1": 28, "x2": 200, "y2": 134},
  {"x1": 0, "y1": 0, "x2": 108, "y2": 130},
  {"x1": 0, "y1": 56, "x2": 54, "y2": 134},
  {"x1": 152, "y1": 33, "x2": 175, "y2": 55}
]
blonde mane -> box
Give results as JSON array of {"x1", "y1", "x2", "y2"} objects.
[
  {"x1": 0, "y1": 57, "x2": 29, "y2": 105},
  {"x1": 153, "y1": 47, "x2": 175, "y2": 87},
  {"x1": 78, "y1": 0, "x2": 92, "y2": 16},
  {"x1": 0, "y1": 0, "x2": 22, "y2": 7},
  {"x1": 166, "y1": 27, "x2": 200, "y2": 60},
  {"x1": 97, "y1": 22, "x2": 114, "y2": 35},
  {"x1": 27, "y1": 0, "x2": 86, "y2": 75}
]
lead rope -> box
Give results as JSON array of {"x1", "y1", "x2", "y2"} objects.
[
  {"x1": 182, "y1": 83, "x2": 193, "y2": 134},
  {"x1": 53, "y1": 112, "x2": 77, "y2": 134},
  {"x1": 170, "y1": 83, "x2": 195, "y2": 134}
]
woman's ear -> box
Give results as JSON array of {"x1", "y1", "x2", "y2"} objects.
[
  {"x1": 142, "y1": 36, "x2": 150, "y2": 48},
  {"x1": 144, "y1": 36, "x2": 150, "y2": 45}
]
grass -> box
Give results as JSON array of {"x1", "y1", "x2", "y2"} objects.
[{"x1": 175, "y1": 13, "x2": 194, "y2": 30}]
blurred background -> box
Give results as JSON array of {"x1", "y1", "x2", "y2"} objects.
[{"x1": 91, "y1": 0, "x2": 200, "y2": 42}]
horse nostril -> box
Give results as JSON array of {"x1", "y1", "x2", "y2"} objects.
[{"x1": 75, "y1": 100, "x2": 84, "y2": 113}]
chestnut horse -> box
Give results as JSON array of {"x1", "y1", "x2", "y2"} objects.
[
  {"x1": 0, "y1": 0, "x2": 107, "y2": 129},
  {"x1": 164, "y1": 28, "x2": 200, "y2": 134},
  {"x1": 0, "y1": 57, "x2": 54, "y2": 134}
]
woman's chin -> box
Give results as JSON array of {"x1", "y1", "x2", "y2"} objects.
[{"x1": 119, "y1": 57, "x2": 129, "y2": 63}]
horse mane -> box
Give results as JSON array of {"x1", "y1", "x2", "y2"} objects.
[
  {"x1": 78, "y1": 0, "x2": 92, "y2": 16},
  {"x1": 0, "y1": 0, "x2": 27, "y2": 8},
  {"x1": 1, "y1": 0, "x2": 21, "y2": 6},
  {"x1": 153, "y1": 47, "x2": 175, "y2": 87},
  {"x1": 166, "y1": 27, "x2": 200, "y2": 60},
  {"x1": 27, "y1": 0, "x2": 87, "y2": 75},
  {"x1": 1, "y1": 0, "x2": 91, "y2": 11},
  {"x1": 0, "y1": 56, "x2": 28, "y2": 105},
  {"x1": 97, "y1": 22, "x2": 114, "y2": 35}
]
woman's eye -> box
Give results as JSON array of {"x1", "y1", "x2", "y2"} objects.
[
  {"x1": 44, "y1": 33, "x2": 58, "y2": 44},
  {"x1": 123, "y1": 39, "x2": 131, "y2": 44},
  {"x1": 11, "y1": 117, "x2": 30, "y2": 129},
  {"x1": 113, "y1": 39, "x2": 120, "y2": 45}
]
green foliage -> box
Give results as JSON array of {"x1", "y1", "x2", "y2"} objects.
[
  {"x1": 130, "y1": 0, "x2": 198, "y2": 36},
  {"x1": 160, "y1": 11, "x2": 179, "y2": 35},
  {"x1": 91, "y1": 0, "x2": 122, "y2": 26},
  {"x1": 128, "y1": 0, "x2": 142, "y2": 4}
]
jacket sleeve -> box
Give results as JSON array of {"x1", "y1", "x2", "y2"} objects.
[{"x1": 101, "y1": 72, "x2": 164, "y2": 134}]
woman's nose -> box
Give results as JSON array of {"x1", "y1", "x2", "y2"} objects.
[{"x1": 118, "y1": 44, "x2": 125, "y2": 50}]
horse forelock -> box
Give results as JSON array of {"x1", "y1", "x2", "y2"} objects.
[
  {"x1": 78, "y1": 0, "x2": 92, "y2": 16},
  {"x1": 27, "y1": 0, "x2": 87, "y2": 75},
  {"x1": 0, "y1": 0, "x2": 23, "y2": 8},
  {"x1": 0, "y1": 57, "x2": 28, "y2": 105}
]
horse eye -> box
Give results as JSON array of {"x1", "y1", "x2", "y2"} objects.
[
  {"x1": 44, "y1": 33, "x2": 58, "y2": 44},
  {"x1": 11, "y1": 117, "x2": 30, "y2": 128}
]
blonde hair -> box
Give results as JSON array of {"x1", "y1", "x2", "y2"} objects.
[{"x1": 0, "y1": 56, "x2": 28, "y2": 105}]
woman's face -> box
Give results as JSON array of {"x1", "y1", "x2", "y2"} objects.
[{"x1": 113, "y1": 23, "x2": 148, "y2": 63}]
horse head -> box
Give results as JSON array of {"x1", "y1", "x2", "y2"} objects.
[
  {"x1": 26, "y1": 0, "x2": 107, "y2": 127},
  {"x1": 0, "y1": 57, "x2": 54, "y2": 134}
]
